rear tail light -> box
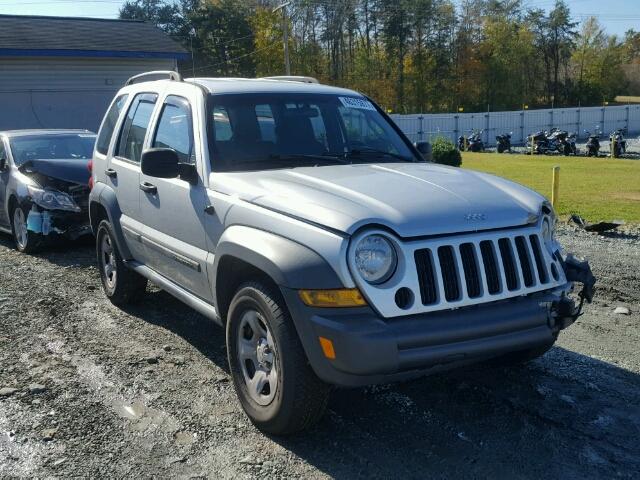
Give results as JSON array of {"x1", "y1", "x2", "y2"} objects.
[{"x1": 87, "y1": 159, "x2": 93, "y2": 189}]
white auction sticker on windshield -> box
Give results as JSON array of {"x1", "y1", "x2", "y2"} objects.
[{"x1": 339, "y1": 97, "x2": 376, "y2": 111}]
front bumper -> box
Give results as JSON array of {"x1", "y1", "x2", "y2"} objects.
[
  {"x1": 282, "y1": 257, "x2": 595, "y2": 387},
  {"x1": 26, "y1": 205, "x2": 91, "y2": 240}
]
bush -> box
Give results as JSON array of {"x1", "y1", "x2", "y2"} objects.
[{"x1": 431, "y1": 136, "x2": 462, "y2": 167}]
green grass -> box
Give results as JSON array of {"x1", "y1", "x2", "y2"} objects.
[{"x1": 462, "y1": 152, "x2": 640, "y2": 224}]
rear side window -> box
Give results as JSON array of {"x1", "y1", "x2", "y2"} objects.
[
  {"x1": 117, "y1": 93, "x2": 158, "y2": 163},
  {"x1": 96, "y1": 94, "x2": 128, "y2": 155},
  {"x1": 152, "y1": 96, "x2": 195, "y2": 164}
]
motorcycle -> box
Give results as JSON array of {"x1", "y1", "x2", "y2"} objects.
[
  {"x1": 555, "y1": 130, "x2": 577, "y2": 156},
  {"x1": 585, "y1": 127, "x2": 601, "y2": 157},
  {"x1": 495, "y1": 132, "x2": 512, "y2": 153},
  {"x1": 609, "y1": 128, "x2": 627, "y2": 158},
  {"x1": 527, "y1": 129, "x2": 557, "y2": 154},
  {"x1": 457, "y1": 130, "x2": 484, "y2": 152}
]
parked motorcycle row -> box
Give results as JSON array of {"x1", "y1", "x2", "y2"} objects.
[{"x1": 457, "y1": 126, "x2": 632, "y2": 157}]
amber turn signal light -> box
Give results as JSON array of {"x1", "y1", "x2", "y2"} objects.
[
  {"x1": 298, "y1": 289, "x2": 367, "y2": 308},
  {"x1": 318, "y1": 337, "x2": 336, "y2": 359}
]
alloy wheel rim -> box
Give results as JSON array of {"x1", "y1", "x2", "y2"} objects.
[
  {"x1": 237, "y1": 309, "x2": 278, "y2": 406},
  {"x1": 100, "y1": 233, "x2": 117, "y2": 290},
  {"x1": 13, "y1": 208, "x2": 27, "y2": 249}
]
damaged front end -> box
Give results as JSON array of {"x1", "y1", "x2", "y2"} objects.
[
  {"x1": 19, "y1": 162, "x2": 91, "y2": 240},
  {"x1": 550, "y1": 253, "x2": 597, "y2": 331}
]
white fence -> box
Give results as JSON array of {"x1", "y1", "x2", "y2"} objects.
[{"x1": 390, "y1": 104, "x2": 640, "y2": 146}]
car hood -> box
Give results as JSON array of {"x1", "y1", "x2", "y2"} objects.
[
  {"x1": 19, "y1": 158, "x2": 90, "y2": 186},
  {"x1": 212, "y1": 162, "x2": 546, "y2": 237}
]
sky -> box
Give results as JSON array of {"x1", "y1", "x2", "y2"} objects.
[{"x1": 0, "y1": 0, "x2": 637, "y2": 37}]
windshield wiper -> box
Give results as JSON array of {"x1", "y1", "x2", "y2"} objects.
[
  {"x1": 268, "y1": 153, "x2": 350, "y2": 166},
  {"x1": 345, "y1": 148, "x2": 414, "y2": 163}
]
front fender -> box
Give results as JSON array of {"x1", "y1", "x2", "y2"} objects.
[{"x1": 212, "y1": 225, "x2": 345, "y2": 294}]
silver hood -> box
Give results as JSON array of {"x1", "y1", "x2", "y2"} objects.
[{"x1": 213, "y1": 162, "x2": 546, "y2": 238}]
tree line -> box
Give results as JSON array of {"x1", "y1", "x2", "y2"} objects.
[{"x1": 120, "y1": 0, "x2": 640, "y2": 113}]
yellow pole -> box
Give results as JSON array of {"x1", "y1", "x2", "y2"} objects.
[
  {"x1": 531, "y1": 135, "x2": 535, "y2": 156},
  {"x1": 551, "y1": 166, "x2": 560, "y2": 208}
]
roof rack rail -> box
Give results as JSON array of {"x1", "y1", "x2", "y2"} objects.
[
  {"x1": 262, "y1": 76, "x2": 319, "y2": 84},
  {"x1": 125, "y1": 71, "x2": 183, "y2": 86}
]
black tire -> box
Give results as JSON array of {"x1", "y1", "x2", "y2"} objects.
[
  {"x1": 226, "y1": 282, "x2": 330, "y2": 435},
  {"x1": 490, "y1": 341, "x2": 555, "y2": 367},
  {"x1": 96, "y1": 220, "x2": 147, "y2": 306},
  {"x1": 497, "y1": 144, "x2": 505, "y2": 154},
  {"x1": 10, "y1": 203, "x2": 42, "y2": 253},
  {"x1": 563, "y1": 143, "x2": 571, "y2": 156}
]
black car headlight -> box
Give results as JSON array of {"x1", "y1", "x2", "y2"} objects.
[{"x1": 27, "y1": 185, "x2": 81, "y2": 213}]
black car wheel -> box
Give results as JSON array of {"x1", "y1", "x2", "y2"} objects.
[{"x1": 10, "y1": 204, "x2": 41, "y2": 253}]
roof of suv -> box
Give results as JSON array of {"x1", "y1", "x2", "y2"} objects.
[
  {"x1": 123, "y1": 76, "x2": 364, "y2": 98},
  {"x1": 190, "y1": 78, "x2": 362, "y2": 96}
]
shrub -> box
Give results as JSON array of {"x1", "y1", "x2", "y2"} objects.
[{"x1": 431, "y1": 136, "x2": 462, "y2": 167}]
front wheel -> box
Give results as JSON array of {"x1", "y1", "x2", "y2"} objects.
[
  {"x1": 10, "y1": 204, "x2": 41, "y2": 253},
  {"x1": 96, "y1": 220, "x2": 147, "y2": 305},
  {"x1": 227, "y1": 282, "x2": 330, "y2": 435},
  {"x1": 497, "y1": 143, "x2": 505, "y2": 153}
]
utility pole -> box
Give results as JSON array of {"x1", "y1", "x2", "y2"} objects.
[{"x1": 273, "y1": 2, "x2": 291, "y2": 75}]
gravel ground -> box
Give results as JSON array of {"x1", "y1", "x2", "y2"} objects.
[{"x1": 0, "y1": 225, "x2": 639, "y2": 479}]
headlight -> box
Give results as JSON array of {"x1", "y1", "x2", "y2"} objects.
[
  {"x1": 354, "y1": 234, "x2": 397, "y2": 284},
  {"x1": 27, "y1": 185, "x2": 80, "y2": 212}
]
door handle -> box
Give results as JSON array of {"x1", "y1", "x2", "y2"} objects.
[
  {"x1": 139, "y1": 182, "x2": 157, "y2": 194},
  {"x1": 104, "y1": 168, "x2": 117, "y2": 178},
  {"x1": 204, "y1": 205, "x2": 216, "y2": 215}
]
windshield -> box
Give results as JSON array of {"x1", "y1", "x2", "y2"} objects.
[
  {"x1": 9, "y1": 134, "x2": 96, "y2": 167},
  {"x1": 208, "y1": 93, "x2": 417, "y2": 171}
]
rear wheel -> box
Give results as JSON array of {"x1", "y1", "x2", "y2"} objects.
[
  {"x1": 10, "y1": 204, "x2": 41, "y2": 253},
  {"x1": 227, "y1": 282, "x2": 330, "y2": 435},
  {"x1": 96, "y1": 220, "x2": 147, "y2": 305}
]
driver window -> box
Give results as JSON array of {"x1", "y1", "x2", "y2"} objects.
[{"x1": 152, "y1": 97, "x2": 195, "y2": 164}]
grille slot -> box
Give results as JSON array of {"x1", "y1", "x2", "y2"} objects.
[
  {"x1": 437, "y1": 246, "x2": 461, "y2": 302},
  {"x1": 515, "y1": 236, "x2": 535, "y2": 287},
  {"x1": 529, "y1": 235, "x2": 548, "y2": 283},
  {"x1": 498, "y1": 238, "x2": 518, "y2": 291},
  {"x1": 480, "y1": 240, "x2": 501, "y2": 294},
  {"x1": 414, "y1": 249, "x2": 438, "y2": 305},
  {"x1": 459, "y1": 243, "x2": 481, "y2": 298}
]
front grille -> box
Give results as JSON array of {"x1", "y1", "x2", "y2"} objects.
[
  {"x1": 415, "y1": 249, "x2": 438, "y2": 305},
  {"x1": 414, "y1": 231, "x2": 555, "y2": 307}
]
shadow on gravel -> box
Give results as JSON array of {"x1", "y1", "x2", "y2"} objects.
[
  {"x1": 115, "y1": 283, "x2": 640, "y2": 478},
  {"x1": 271, "y1": 347, "x2": 640, "y2": 478},
  {"x1": 0, "y1": 232, "x2": 94, "y2": 268}
]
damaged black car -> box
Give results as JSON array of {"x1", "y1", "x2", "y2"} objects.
[{"x1": 0, "y1": 130, "x2": 96, "y2": 252}]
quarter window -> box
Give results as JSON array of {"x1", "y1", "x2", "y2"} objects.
[
  {"x1": 96, "y1": 94, "x2": 128, "y2": 155},
  {"x1": 117, "y1": 93, "x2": 158, "y2": 163},
  {"x1": 152, "y1": 97, "x2": 195, "y2": 164}
]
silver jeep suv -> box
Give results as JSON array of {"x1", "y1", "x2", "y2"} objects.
[{"x1": 89, "y1": 71, "x2": 595, "y2": 435}]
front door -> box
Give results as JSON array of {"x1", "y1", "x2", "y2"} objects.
[
  {"x1": 108, "y1": 92, "x2": 158, "y2": 260},
  {"x1": 139, "y1": 95, "x2": 211, "y2": 301},
  {"x1": 0, "y1": 139, "x2": 9, "y2": 228}
]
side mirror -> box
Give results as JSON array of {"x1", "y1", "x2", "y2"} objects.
[
  {"x1": 0, "y1": 157, "x2": 6, "y2": 172},
  {"x1": 414, "y1": 141, "x2": 432, "y2": 161},
  {"x1": 141, "y1": 148, "x2": 180, "y2": 179}
]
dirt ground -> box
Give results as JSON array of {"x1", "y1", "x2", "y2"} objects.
[{"x1": 0, "y1": 225, "x2": 638, "y2": 479}]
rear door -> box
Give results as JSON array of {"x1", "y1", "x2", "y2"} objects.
[
  {"x1": 138, "y1": 94, "x2": 212, "y2": 301},
  {"x1": 108, "y1": 92, "x2": 158, "y2": 260}
]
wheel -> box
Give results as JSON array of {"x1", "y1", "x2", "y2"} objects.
[
  {"x1": 226, "y1": 282, "x2": 330, "y2": 435},
  {"x1": 564, "y1": 143, "x2": 571, "y2": 156},
  {"x1": 10, "y1": 204, "x2": 41, "y2": 253},
  {"x1": 96, "y1": 220, "x2": 147, "y2": 305},
  {"x1": 489, "y1": 341, "x2": 555, "y2": 366},
  {"x1": 497, "y1": 144, "x2": 505, "y2": 153}
]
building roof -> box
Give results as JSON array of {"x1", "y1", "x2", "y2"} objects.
[{"x1": 0, "y1": 14, "x2": 189, "y2": 59}]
